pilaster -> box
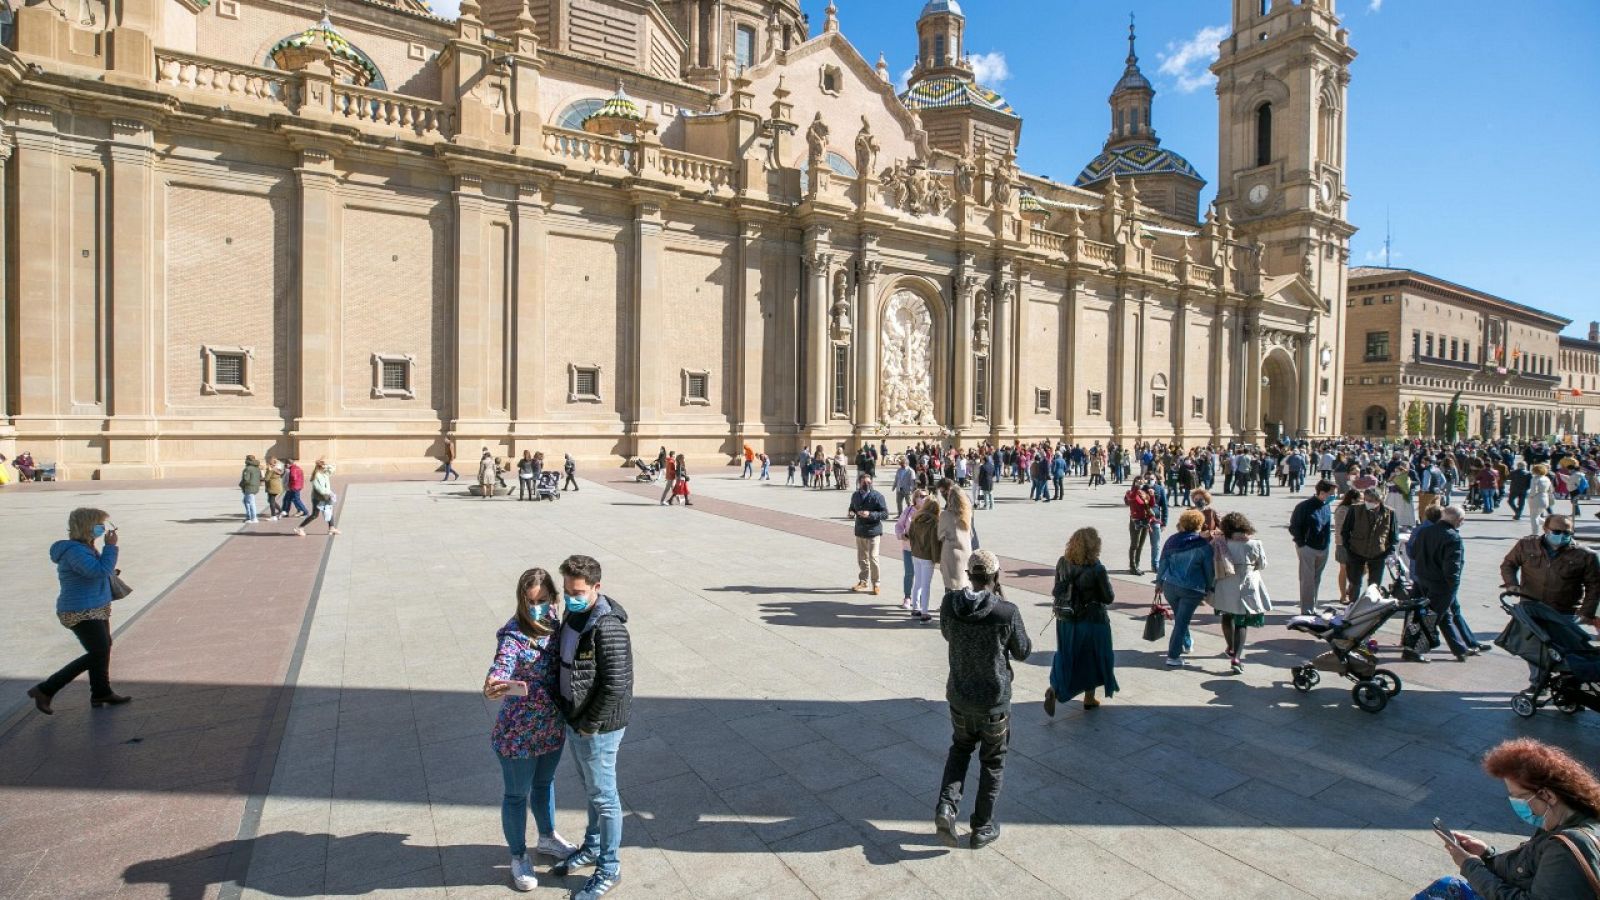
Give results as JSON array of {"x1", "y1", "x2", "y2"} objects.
[
  {"x1": 0, "y1": 134, "x2": 10, "y2": 440},
  {"x1": 802, "y1": 227, "x2": 832, "y2": 431},
  {"x1": 992, "y1": 261, "x2": 1016, "y2": 437},
  {"x1": 11, "y1": 104, "x2": 62, "y2": 425},
  {"x1": 628, "y1": 196, "x2": 666, "y2": 452},
  {"x1": 852, "y1": 234, "x2": 880, "y2": 433},
  {"x1": 512, "y1": 182, "x2": 547, "y2": 436},
  {"x1": 1243, "y1": 306, "x2": 1264, "y2": 442},
  {"x1": 735, "y1": 219, "x2": 766, "y2": 436},
  {"x1": 290, "y1": 143, "x2": 343, "y2": 461},
  {"x1": 952, "y1": 251, "x2": 977, "y2": 434},
  {"x1": 99, "y1": 117, "x2": 161, "y2": 479},
  {"x1": 1171, "y1": 293, "x2": 1191, "y2": 444},
  {"x1": 451, "y1": 172, "x2": 492, "y2": 433}
]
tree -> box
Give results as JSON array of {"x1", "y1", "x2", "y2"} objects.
[
  {"x1": 1452, "y1": 405, "x2": 1469, "y2": 438},
  {"x1": 1404, "y1": 399, "x2": 1426, "y2": 437},
  {"x1": 1444, "y1": 391, "x2": 1463, "y2": 443}
]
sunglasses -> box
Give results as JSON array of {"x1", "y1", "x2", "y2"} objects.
[{"x1": 1548, "y1": 529, "x2": 1573, "y2": 537}]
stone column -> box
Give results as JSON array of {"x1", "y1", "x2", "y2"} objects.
[
  {"x1": 853, "y1": 243, "x2": 881, "y2": 434},
  {"x1": 100, "y1": 118, "x2": 161, "y2": 478},
  {"x1": 734, "y1": 220, "x2": 766, "y2": 438},
  {"x1": 992, "y1": 263, "x2": 1016, "y2": 438},
  {"x1": 1243, "y1": 309, "x2": 1264, "y2": 442},
  {"x1": 1171, "y1": 293, "x2": 1190, "y2": 444},
  {"x1": 291, "y1": 145, "x2": 342, "y2": 462},
  {"x1": 511, "y1": 182, "x2": 547, "y2": 439},
  {"x1": 1209, "y1": 299, "x2": 1228, "y2": 442},
  {"x1": 629, "y1": 198, "x2": 666, "y2": 454},
  {"x1": 1111, "y1": 286, "x2": 1137, "y2": 440},
  {"x1": 11, "y1": 104, "x2": 61, "y2": 432},
  {"x1": 952, "y1": 256, "x2": 976, "y2": 436},
  {"x1": 452, "y1": 173, "x2": 491, "y2": 440},
  {"x1": 803, "y1": 227, "x2": 832, "y2": 430},
  {"x1": 0, "y1": 132, "x2": 13, "y2": 440},
  {"x1": 1298, "y1": 332, "x2": 1317, "y2": 438},
  {"x1": 1057, "y1": 275, "x2": 1074, "y2": 438}
]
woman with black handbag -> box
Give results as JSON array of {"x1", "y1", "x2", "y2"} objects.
[
  {"x1": 1044, "y1": 528, "x2": 1119, "y2": 715},
  {"x1": 27, "y1": 507, "x2": 131, "y2": 713}
]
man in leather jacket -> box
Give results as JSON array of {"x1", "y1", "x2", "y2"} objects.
[{"x1": 551, "y1": 555, "x2": 633, "y2": 900}]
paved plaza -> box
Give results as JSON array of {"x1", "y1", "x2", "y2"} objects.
[{"x1": 1, "y1": 469, "x2": 1596, "y2": 899}]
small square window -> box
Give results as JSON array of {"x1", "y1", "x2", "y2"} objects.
[
  {"x1": 1320, "y1": 377, "x2": 1330, "y2": 395},
  {"x1": 1343, "y1": 376, "x2": 1355, "y2": 385},
  {"x1": 217, "y1": 0, "x2": 240, "y2": 18},
  {"x1": 1381, "y1": 294, "x2": 1394, "y2": 304},
  {"x1": 1086, "y1": 390, "x2": 1103, "y2": 416},
  {"x1": 1192, "y1": 396, "x2": 1204, "y2": 417},
  {"x1": 371, "y1": 352, "x2": 416, "y2": 399},
  {"x1": 569, "y1": 364, "x2": 602, "y2": 403},
  {"x1": 201, "y1": 344, "x2": 254, "y2": 395},
  {"x1": 1034, "y1": 388, "x2": 1052, "y2": 415},
  {"x1": 820, "y1": 64, "x2": 842, "y2": 95},
  {"x1": 1362, "y1": 296, "x2": 1373, "y2": 306},
  {"x1": 1359, "y1": 376, "x2": 1374, "y2": 385},
  {"x1": 1151, "y1": 394, "x2": 1166, "y2": 417},
  {"x1": 682, "y1": 369, "x2": 711, "y2": 406}
]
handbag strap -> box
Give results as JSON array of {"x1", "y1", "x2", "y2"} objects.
[{"x1": 1554, "y1": 829, "x2": 1600, "y2": 898}]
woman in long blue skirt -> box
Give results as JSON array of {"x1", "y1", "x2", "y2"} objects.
[{"x1": 1045, "y1": 527, "x2": 1120, "y2": 714}]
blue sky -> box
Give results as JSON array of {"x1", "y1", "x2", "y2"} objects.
[{"x1": 430, "y1": 0, "x2": 1600, "y2": 336}]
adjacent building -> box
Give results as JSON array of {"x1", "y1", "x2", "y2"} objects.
[
  {"x1": 1344, "y1": 266, "x2": 1594, "y2": 439},
  {"x1": 0, "y1": 0, "x2": 1356, "y2": 478}
]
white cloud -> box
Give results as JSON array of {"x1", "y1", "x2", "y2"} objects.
[
  {"x1": 1362, "y1": 248, "x2": 1403, "y2": 264},
  {"x1": 897, "y1": 65, "x2": 915, "y2": 93},
  {"x1": 432, "y1": 0, "x2": 461, "y2": 18},
  {"x1": 969, "y1": 51, "x2": 1010, "y2": 87},
  {"x1": 1157, "y1": 24, "x2": 1229, "y2": 94},
  {"x1": 1368, "y1": 0, "x2": 1383, "y2": 11}
]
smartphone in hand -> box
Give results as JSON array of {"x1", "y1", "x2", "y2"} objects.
[
  {"x1": 1432, "y1": 817, "x2": 1462, "y2": 850},
  {"x1": 497, "y1": 680, "x2": 529, "y2": 698}
]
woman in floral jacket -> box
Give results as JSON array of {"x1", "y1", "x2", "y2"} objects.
[{"x1": 484, "y1": 567, "x2": 576, "y2": 891}]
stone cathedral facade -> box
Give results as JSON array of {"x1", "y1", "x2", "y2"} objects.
[{"x1": 0, "y1": 0, "x2": 1355, "y2": 478}]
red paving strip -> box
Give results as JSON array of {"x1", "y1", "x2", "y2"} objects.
[{"x1": 0, "y1": 495, "x2": 342, "y2": 899}]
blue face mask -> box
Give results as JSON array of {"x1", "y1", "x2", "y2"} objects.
[
  {"x1": 529, "y1": 602, "x2": 550, "y2": 621},
  {"x1": 564, "y1": 593, "x2": 592, "y2": 614},
  {"x1": 92, "y1": 524, "x2": 107, "y2": 538},
  {"x1": 1508, "y1": 796, "x2": 1543, "y2": 827},
  {"x1": 1545, "y1": 532, "x2": 1573, "y2": 550}
]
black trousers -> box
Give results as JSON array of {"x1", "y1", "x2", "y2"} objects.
[
  {"x1": 1345, "y1": 554, "x2": 1385, "y2": 598},
  {"x1": 563, "y1": 472, "x2": 579, "y2": 490},
  {"x1": 38, "y1": 618, "x2": 114, "y2": 699},
  {"x1": 518, "y1": 476, "x2": 535, "y2": 500},
  {"x1": 938, "y1": 706, "x2": 1009, "y2": 828}
]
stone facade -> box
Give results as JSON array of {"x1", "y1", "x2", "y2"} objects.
[
  {"x1": 0, "y1": 0, "x2": 1355, "y2": 478},
  {"x1": 1343, "y1": 267, "x2": 1595, "y2": 440}
]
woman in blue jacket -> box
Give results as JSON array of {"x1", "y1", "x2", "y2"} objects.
[
  {"x1": 1154, "y1": 509, "x2": 1216, "y2": 668},
  {"x1": 27, "y1": 507, "x2": 130, "y2": 713}
]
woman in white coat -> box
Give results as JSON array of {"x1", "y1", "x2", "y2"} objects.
[
  {"x1": 1210, "y1": 511, "x2": 1271, "y2": 675},
  {"x1": 936, "y1": 478, "x2": 974, "y2": 594},
  {"x1": 1526, "y1": 463, "x2": 1555, "y2": 536}
]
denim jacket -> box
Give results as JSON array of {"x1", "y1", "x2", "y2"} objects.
[{"x1": 1155, "y1": 532, "x2": 1215, "y2": 598}]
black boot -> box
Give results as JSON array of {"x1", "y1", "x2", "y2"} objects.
[
  {"x1": 970, "y1": 822, "x2": 1001, "y2": 849},
  {"x1": 934, "y1": 805, "x2": 958, "y2": 848}
]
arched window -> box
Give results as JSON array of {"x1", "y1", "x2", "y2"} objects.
[
  {"x1": 1255, "y1": 103, "x2": 1272, "y2": 167},
  {"x1": 934, "y1": 34, "x2": 946, "y2": 66},
  {"x1": 1364, "y1": 405, "x2": 1388, "y2": 435},
  {"x1": 555, "y1": 98, "x2": 608, "y2": 131},
  {"x1": 1117, "y1": 109, "x2": 1124, "y2": 136},
  {"x1": 734, "y1": 24, "x2": 756, "y2": 71}
]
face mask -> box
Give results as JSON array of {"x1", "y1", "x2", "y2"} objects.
[
  {"x1": 1544, "y1": 532, "x2": 1573, "y2": 550},
  {"x1": 564, "y1": 593, "x2": 592, "y2": 614},
  {"x1": 1195, "y1": 500, "x2": 1207, "y2": 509},
  {"x1": 1508, "y1": 796, "x2": 1543, "y2": 828},
  {"x1": 529, "y1": 602, "x2": 550, "y2": 621},
  {"x1": 1364, "y1": 502, "x2": 1380, "y2": 511},
  {"x1": 92, "y1": 524, "x2": 107, "y2": 538}
]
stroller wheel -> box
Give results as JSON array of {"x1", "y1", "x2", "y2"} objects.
[
  {"x1": 1556, "y1": 698, "x2": 1581, "y2": 715},
  {"x1": 1372, "y1": 668, "x2": 1403, "y2": 698},
  {"x1": 1352, "y1": 681, "x2": 1388, "y2": 714},
  {"x1": 1510, "y1": 692, "x2": 1537, "y2": 719},
  {"x1": 1291, "y1": 669, "x2": 1313, "y2": 693}
]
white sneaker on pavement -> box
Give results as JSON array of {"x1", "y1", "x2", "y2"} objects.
[
  {"x1": 535, "y1": 832, "x2": 578, "y2": 862},
  {"x1": 510, "y1": 853, "x2": 537, "y2": 892}
]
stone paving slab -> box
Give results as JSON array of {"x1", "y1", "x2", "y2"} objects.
[{"x1": 0, "y1": 472, "x2": 1595, "y2": 899}]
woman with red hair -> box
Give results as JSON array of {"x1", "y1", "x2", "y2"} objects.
[{"x1": 1418, "y1": 738, "x2": 1600, "y2": 899}]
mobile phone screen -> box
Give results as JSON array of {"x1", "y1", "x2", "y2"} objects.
[{"x1": 500, "y1": 680, "x2": 529, "y2": 697}]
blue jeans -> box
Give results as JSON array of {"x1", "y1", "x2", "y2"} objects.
[
  {"x1": 281, "y1": 488, "x2": 309, "y2": 516},
  {"x1": 568, "y1": 727, "x2": 625, "y2": 876},
  {"x1": 1164, "y1": 586, "x2": 1205, "y2": 660},
  {"x1": 1148, "y1": 523, "x2": 1163, "y2": 572},
  {"x1": 1413, "y1": 875, "x2": 1481, "y2": 899},
  {"x1": 242, "y1": 491, "x2": 257, "y2": 521},
  {"x1": 902, "y1": 548, "x2": 915, "y2": 599},
  {"x1": 498, "y1": 749, "x2": 563, "y2": 856},
  {"x1": 1479, "y1": 488, "x2": 1496, "y2": 512}
]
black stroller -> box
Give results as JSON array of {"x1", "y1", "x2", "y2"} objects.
[
  {"x1": 634, "y1": 458, "x2": 661, "y2": 483},
  {"x1": 1286, "y1": 554, "x2": 1426, "y2": 713},
  {"x1": 1496, "y1": 590, "x2": 1600, "y2": 718}
]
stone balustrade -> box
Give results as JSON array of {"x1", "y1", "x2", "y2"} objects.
[
  {"x1": 155, "y1": 49, "x2": 295, "y2": 110},
  {"x1": 655, "y1": 147, "x2": 735, "y2": 192},
  {"x1": 329, "y1": 83, "x2": 452, "y2": 137},
  {"x1": 1150, "y1": 255, "x2": 1180, "y2": 279},
  {"x1": 1029, "y1": 229, "x2": 1065, "y2": 254},
  {"x1": 543, "y1": 126, "x2": 634, "y2": 169},
  {"x1": 1080, "y1": 239, "x2": 1116, "y2": 265}
]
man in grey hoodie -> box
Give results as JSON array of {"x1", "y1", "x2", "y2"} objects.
[{"x1": 935, "y1": 549, "x2": 1031, "y2": 850}]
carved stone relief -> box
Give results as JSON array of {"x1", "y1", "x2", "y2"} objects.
[
  {"x1": 881, "y1": 289, "x2": 938, "y2": 426},
  {"x1": 879, "y1": 161, "x2": 952, "y2": 217}
]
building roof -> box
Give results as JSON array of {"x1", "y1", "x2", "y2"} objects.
[
  {"x1": 920, "y1": 0, "x2": 962, "y2": 17},
  {"x1": 899, "y1": 74, "x2": 1016, "y2": 118},
  {"x1": 1074, "y1": 144, "x2": 1204, "y2": 187},
  {"x1": 1559, "y1": 334, "x2": 1600, "y2": 353},
  {"x1": 1348, "y1": 267, "x2": 1572, "y2": 328}
]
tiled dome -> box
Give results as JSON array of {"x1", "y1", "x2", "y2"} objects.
[
  {"x1": 920, "y1": 0, "x2": 962, "y2": 16},
  {"x1": 1074, "y1": 144, "x2": 1204, "y2": 187},
  {"x1": 267, "y1": 15, "x2": 384, "y2": 89},
  {"x1": 900, "y1": 74, "x2": 1015, "y2": 117}
]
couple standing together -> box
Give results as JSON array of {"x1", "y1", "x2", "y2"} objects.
[{"x1": 483, "y1": 555, "x2": 634, "y2": 899}]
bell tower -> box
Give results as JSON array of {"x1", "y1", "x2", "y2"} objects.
[
  {"x1": 909, "y1": 0, "x2": 970, "y2": 85},
  {"x1": 1213, "y1": 0, "x2": 1356, "y2": 437}
]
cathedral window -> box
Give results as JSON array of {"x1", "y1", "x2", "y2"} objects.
[
  {"x1": 682, "y1": 369, "x2": 711, "y2": 405},
  {"x1": 1035, "y1": 388, "x2": 1053, "y2": 415},
  {"x1": 1085, "y1": 390, "x2": 1103, "y2": 416},
  {"x1": 734, "y1": 25, "x2": 756, "y2": 72},
  {"x1": 568, "y1": 365, "x2": 602, "y2": 403},
  {"x1": 1192, "y1": 396, "x2": 1205, "y2": 418},
  {"x1": 202, "y1": 345, "x2": 254, "y2": 396},
  {"x1": 371, "y1": 353, "x2": 416, "y2": 400},
  {"x1": 1255, "y1": 103, "x2": 1273, "y2": 167},
  {"x1": 831, "y1": 346, "x2": 851, "y2": 417},
  {"x1": 556, "y1": 99, "x2": 608, "y2": 131},
  {"x1": 1364, "y1": 331, "x2": 1390, "y2": 362},
  {"x1": 974, "y1": 356, "x2": 990, "y2": 420},
  {"x1": 935, "y1": 34, "x2": 946, "y2": 67}
]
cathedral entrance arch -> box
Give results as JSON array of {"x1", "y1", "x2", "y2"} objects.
[
  {"x1": 1259, "y1": 349, "x2": 1298, "y2": 443},
  {"x1": 879, "y1": 286, "x2": 943, "y2": 432}
]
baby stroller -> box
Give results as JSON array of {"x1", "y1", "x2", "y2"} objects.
[
  {"x1": 1496, "y1": 590, "x2": 1600, "y2": 718},
  {"x1": 634, "y1": 458, "x2": 661, "y2": 483},
  {"x1": 1286, "y1": 554, "x2": 1423, "y2": 713},
  {"x1": 535, "y1": 471, "x2": 562, "y2": 501}
]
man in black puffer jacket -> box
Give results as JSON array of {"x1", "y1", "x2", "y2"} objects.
[
  {"x1": 935, "y1": 550, "x2": 1031, "y2": 851},
  {"x1": 551, "y1": 555, "x2": 633, "y2": 900}
]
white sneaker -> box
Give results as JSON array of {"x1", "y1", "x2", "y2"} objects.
[
  {"x1": 510, "y1": 853, "x2": 537, "y2": 891},
  {"x1": 534, "y1": 832, "x2": 578, "y2": 862},
  {"x1": 1164, "y1": 657, "x2": 1184, "y2": 668}
]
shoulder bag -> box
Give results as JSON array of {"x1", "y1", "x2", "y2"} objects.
[
  {"x1": 110, "y1": 569, "x2": 133, "y2": 600},
  {"x1": 1553, "y1": 827, "x2": 1600, "y2": 898}
]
